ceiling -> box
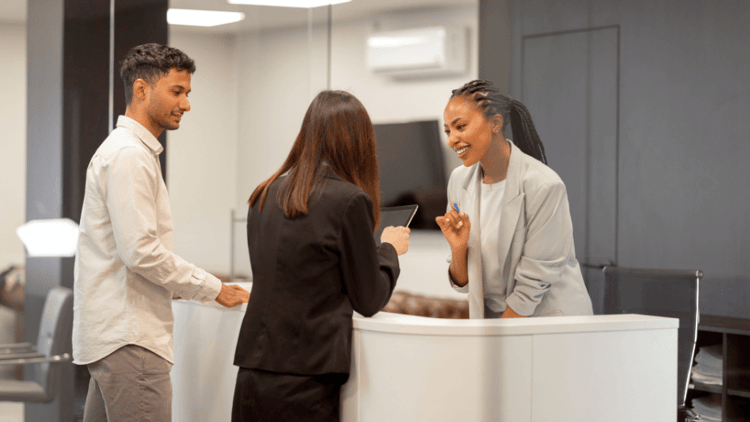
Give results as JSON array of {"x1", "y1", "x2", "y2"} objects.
[{"x1": 2, "y1": 0, "x2": 476, "y2": 31}]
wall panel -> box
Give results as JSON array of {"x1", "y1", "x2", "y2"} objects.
[{"x1": 507, "y1": 0, "x2": 750, "y2": 318}]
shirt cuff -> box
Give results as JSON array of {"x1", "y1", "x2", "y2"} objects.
[
  {"x1": 189, "y1": 269, "x2": 223, "y2": 303},
  {"x1": 448, "y1": 267, "x2": 469, "y2": 293},
  {"x1": 504, "y1": 292, "x2": 537, "y2": 317}
]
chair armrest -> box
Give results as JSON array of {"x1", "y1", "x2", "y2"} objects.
[
  {"x1": 0, "y1": 351, "x2": 46, "y2": 361},
  {"x1": 0, "y1": 353, "x2": 72, "y2": 366},
  {"x1": 0, "y1": 342, "x2": 35, "y2": 354}
]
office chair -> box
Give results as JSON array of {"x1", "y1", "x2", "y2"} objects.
[
  {"x1": 0, "y1": 286, "x2": 73, "y2": 403},
  {"x1": 602, "y1": 266, "x2": 702, "y2": 422}
]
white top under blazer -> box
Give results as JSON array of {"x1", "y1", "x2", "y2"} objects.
[{"x1": 447, "y1": 140, "x2": 593, "y2": 319}]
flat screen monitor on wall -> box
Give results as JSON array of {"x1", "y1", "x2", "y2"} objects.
[{"x1": 373, "y1": 120, "x2": 447, "y2": 230}]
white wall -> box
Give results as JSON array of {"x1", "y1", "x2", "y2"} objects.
[
  {"x1": 169, "y1": 5, "x2": 477, "y2": 297},
  {"x1": 330, "y1": 5, "x2": 476, "y2": 182},
  {"x1": 167, "y1": 32, "x2": 239, "y2": 276},
  {"x1": 334, "y1": 6, "x2": 478, "y2": 123},
  {"x1": 235, "y1": 5, "x2": 477, "y2": 214},
  {"x1": 0, "y1": 23, "x2": 27, "y2": 271}
]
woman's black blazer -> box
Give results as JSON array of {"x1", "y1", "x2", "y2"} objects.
[{"x1": 233, "y1": 169, "x2": 400, "y2": 375}]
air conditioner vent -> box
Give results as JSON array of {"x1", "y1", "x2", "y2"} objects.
[{"x1": 366, "y1": 26, "x2": 468, "y2": 78}]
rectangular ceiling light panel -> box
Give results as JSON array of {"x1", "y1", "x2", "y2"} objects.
[
  {"x1": 227, "y1": 0, "x2": 351, "y2": 8},
  {"x1": 167, "y1": 9, "x2": 246, "y2": 27}
]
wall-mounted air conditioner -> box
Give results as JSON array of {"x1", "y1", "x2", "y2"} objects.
[{"x1": 366, "y1": 26, "x2": 468, "y2": 78}]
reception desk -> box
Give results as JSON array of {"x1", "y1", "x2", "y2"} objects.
[{"x1": 172, "y1": 289, "x2": 677, "y2": 422}]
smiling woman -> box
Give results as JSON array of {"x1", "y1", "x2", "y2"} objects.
[
  {"x1": 436, "y1": 79, "x2": 593, "y2": 320},
  {"x1": 444, "y1": 94, "x2": 509, "y2": 177}
]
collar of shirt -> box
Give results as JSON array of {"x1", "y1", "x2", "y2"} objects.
[{"x1": 116, "y1": 115, "x2": 164, "y2": 155}]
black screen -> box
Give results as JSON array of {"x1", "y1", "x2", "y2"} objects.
[
  {"x1": 374, "y1": 205, "x2": 418, "y2": 246},
  {"x1": 373, "y1": 120, "x2": 448, "y2": 229}
]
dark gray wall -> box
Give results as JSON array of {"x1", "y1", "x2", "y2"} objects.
[
  {"x1": 478, "y1": 0, "x2": 512, "y2": 92},
  {"x1": 504, "y1": 0, "x2": 750, "y2": 318}
]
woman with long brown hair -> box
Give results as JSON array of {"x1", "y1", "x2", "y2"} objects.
[{"x1": 231, "y1": 90, "x2": 410, "y2": 422}]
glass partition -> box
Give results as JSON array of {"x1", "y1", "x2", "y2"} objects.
[
  {"x1": 0, "y1": 1, "x2": 27, "y2": 274},
  {"x1": 165, "y1": 0, "x2": 478, "y2": 280},
  {"x1": 0, "y1": 1, "x2": 28, "y2": 393}
]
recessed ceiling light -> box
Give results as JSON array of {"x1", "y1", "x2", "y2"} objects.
[
  {"x1": 227, "y1": 0, "x2": 351, "y2": 8},
  {"x1": 167, "y1": 9, "x2": 246, "y2": 27}
]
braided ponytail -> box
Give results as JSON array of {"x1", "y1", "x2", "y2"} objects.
[
  {"x1": 509, "y1": 99, "x2": 547, "y2": 164},
  {"x1": 451, "y1": 80, "x2": 547, "y2": 164}
]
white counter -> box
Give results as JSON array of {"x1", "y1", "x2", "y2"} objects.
[
  {"x1": 172, "y1": 289, "x2": 677, "y2": 422},
  {"x1": 342, "y1": 312, "x2": 677, "y2": 422}
]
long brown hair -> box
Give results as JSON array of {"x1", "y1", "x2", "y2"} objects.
[{"x1": 248, "y1": 90, "x2": 381, "y2": 229}]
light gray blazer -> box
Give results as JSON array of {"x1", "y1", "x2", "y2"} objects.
[{"x1": 447, "y1": 141, "x2": 593, "y2": 319}]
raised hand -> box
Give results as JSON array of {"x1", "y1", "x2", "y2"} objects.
[{"x1": 435, "y1": 208, "x2": 471, "y2": 251}]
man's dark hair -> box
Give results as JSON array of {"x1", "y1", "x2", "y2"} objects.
[{"x1": 119, "y1": 43, "x2": 196, "y2": 107}]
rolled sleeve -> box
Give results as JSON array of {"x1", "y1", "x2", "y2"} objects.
[
  {"x1": 186, "y1": 268, "x2": 223, "y2": 303},
  {"x1": 447, "y1": 254, "x2": 469, "y2": 293},
  {"x1": 506, "y1": 180, "x2": 572, "y2": 316},
  {"x1": 444, "y1": 175, "x2": 469, "y2": 293}
]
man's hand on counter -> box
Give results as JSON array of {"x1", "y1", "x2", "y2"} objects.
[{"x1": 215, "y1": 283, "x2": 250, "y2": 308}]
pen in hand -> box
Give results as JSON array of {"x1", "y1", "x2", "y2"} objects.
[{"x1": 452, "y1": 203, "x2": 463, "y2": 228}]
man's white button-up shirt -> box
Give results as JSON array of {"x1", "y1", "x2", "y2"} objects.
[{"x1": 73, "y1": 115, "x2": 222, "y2": 365}]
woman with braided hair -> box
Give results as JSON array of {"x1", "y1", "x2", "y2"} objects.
[{"x1": 436, "y1": 79, "x2": 593, "y2": 319}]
